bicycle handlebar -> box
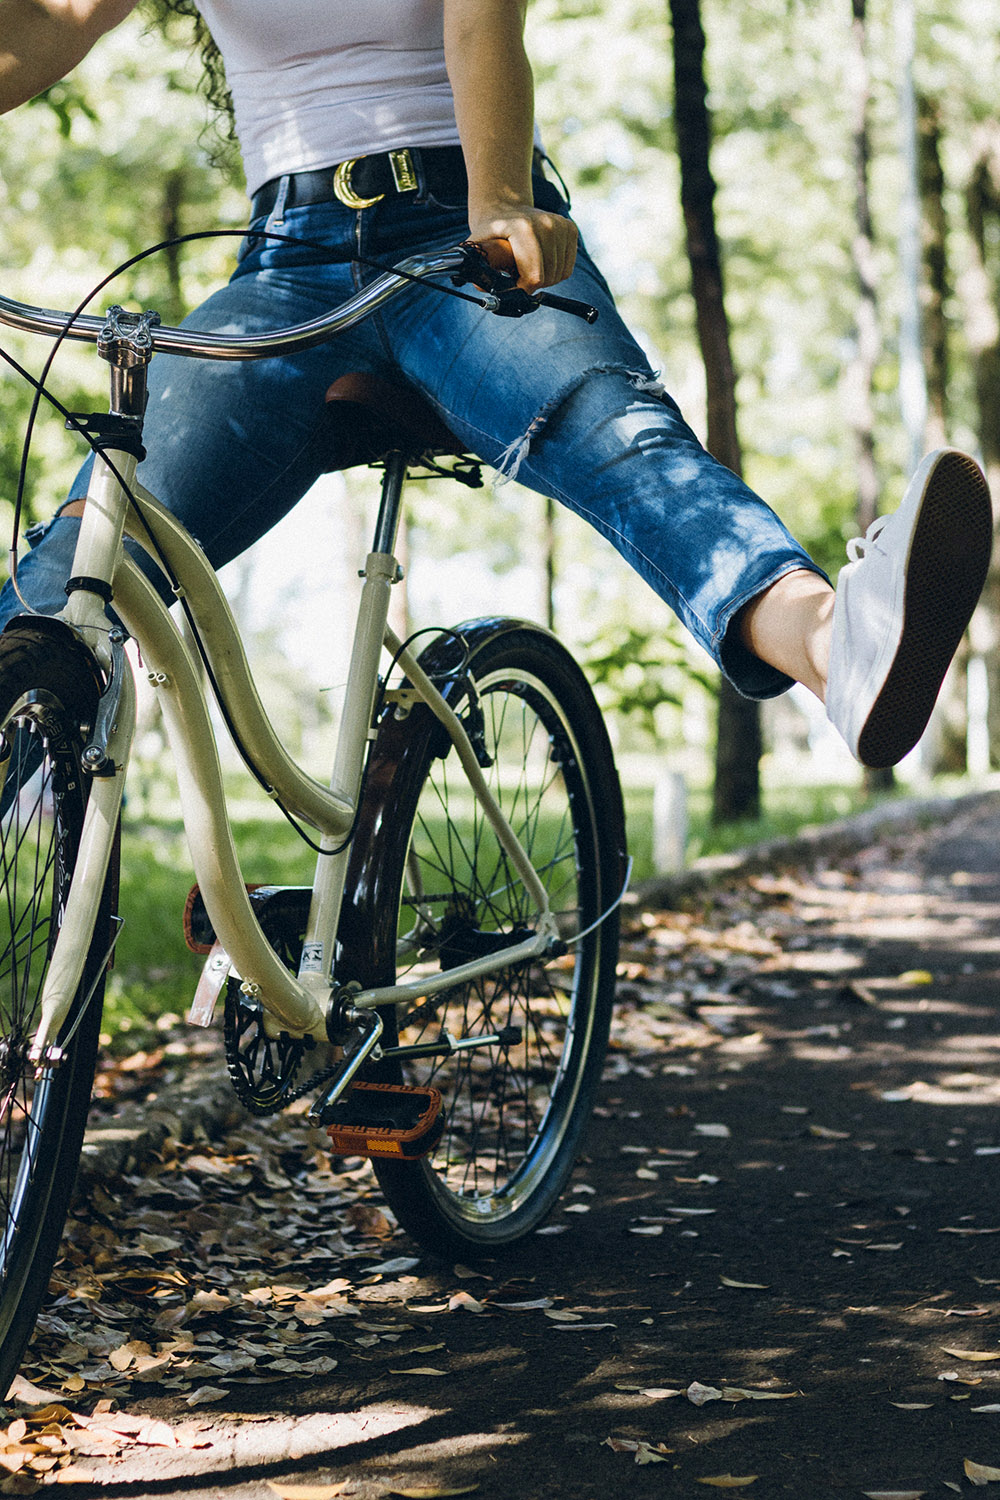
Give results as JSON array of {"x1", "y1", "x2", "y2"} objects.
[
  {"x1": 0, "y1": 241, "x2": 598, "y2": 362},
  {"x1": 0, "y1": 248, "x2": 470, "y2": 361}
]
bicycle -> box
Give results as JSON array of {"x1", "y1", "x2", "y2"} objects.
[{"x1": 0, "y1": 238, "x2": 627, "y2": 1390}]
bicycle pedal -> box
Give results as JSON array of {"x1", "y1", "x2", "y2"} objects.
[{"x1": 324, "y1": 1081, "x2": 444, "y2": 1160}]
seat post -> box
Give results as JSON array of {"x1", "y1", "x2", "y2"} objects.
[{"x1": 372, "y1": 449, "x2": 409, "y2": 555}]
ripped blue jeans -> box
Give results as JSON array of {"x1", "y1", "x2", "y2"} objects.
[{"x1": 8, "y1": 169, "x2": 825, "y2": 697}]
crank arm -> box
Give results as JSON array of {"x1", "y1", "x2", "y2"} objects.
[{"x1": 307, "y1": 1005, "x2": 384, "y2": 1125}]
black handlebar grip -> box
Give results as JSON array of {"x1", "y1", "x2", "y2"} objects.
[{"x1": 535, "y1": 291, "x2": 599, "y2": 324}]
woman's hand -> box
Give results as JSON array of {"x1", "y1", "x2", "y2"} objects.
[{"x1": 467, "y1": 201, "x2": 578, "y2": 291}]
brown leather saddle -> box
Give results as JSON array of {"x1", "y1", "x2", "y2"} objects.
[{"x1": 324, "y1": 371, "x2": 469, "y2": 468}]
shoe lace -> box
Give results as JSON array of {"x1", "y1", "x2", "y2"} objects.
[{"x1": 846, "y1": 516, "x2": 887, "y2": 563}]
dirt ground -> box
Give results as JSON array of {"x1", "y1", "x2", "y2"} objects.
[{"x1": 7, "y1": 792, "x2": 1000, "y2": 1499}]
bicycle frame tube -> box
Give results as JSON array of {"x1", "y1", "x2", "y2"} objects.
[
  {"x1": 111, "y1": 556, "x2": 328, "y2": 1037},
  {"x1": 30, "y1": 448, "x2": 137, "y2": 1058},
  {"x1": 124, "y1": 487, "x2": 355, "y2": 835},
  {"x1": 297, "y1": 546, "x2": 400, "y2": 985}
]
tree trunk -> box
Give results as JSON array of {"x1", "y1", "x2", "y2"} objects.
[
  {"x1": 961, "y1": 129, "x2": 1000, "y2": 764},
  {"x1": 159, "y1": 167, "x2": 187, "y2": 326},
  {"x1": 668, "y1": 0, "x2": 761, "y2": 824},
  {"x1": 918, "y1": 95, "x2": 948, "y2": 453},
  {"x1": 845, "y1": 0, "x2": 880, "y2": 538},
  {"x1": 543, "y1": 495, "x2": 557, "y2": 633},
  {"x1": 846, "y1": 0, "x2": 893, "y2": 792},
  {"x1": 917, "y1": 93, "x2": 970, "y2": 773}
]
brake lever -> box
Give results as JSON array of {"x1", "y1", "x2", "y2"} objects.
[{"x1": 453, "y1": 243, "x2": 599, "y2": 324}]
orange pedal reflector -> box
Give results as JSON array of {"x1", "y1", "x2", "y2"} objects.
[{"x1": 325, "y1": 1081, "x2": 444, "y2": 1160}]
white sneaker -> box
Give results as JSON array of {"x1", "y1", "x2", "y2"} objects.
[{"x1": 826, "y1": 448, "x2": 993, "y2": 768}]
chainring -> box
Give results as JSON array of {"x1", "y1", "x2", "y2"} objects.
[
  {"x1": 223, "y1": 982, "x2": 308, "y2": 1116},
  {"x1": 222, "y1": 886, "x2": 331, "y2": 1116}
]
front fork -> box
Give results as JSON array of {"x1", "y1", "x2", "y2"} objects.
[{"x1": 26, "y1": 306, "x2": 152, "y2": 1062}]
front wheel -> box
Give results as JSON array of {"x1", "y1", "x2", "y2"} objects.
[
  {"x1": 338, "y1": 621, "x2": 626, "y2": 1257},
  {"x1": 0, "y1": 625, "x2": 113, "y2": 1393}
]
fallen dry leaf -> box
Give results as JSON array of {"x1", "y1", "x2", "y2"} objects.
[
  {"x1": 345, "y1": 1203, "x2": 394, "y2": 1239},
  {"x1": 183, "y1": 1386, "x2": 229, "y2": 1408},
  {"x1": 133, "y1": 1420, "x2": 177, "y2": 1449},
  {"x1": 389, "y1": 1368, "x2": 448, "y2": 1377},
  {"x1": 719, "y1": 1277, "x2": 769, "y2": 1290},
  {"x1": 696, "y1": 1476, "x2": 758, "y2": 1488},
  {"x1": 965, "y1": 1459, "x2": 1000, "y2": 1485},
  {"x1": 941, "y1": 1349, "x2": 1000, "y2": 1363},
  {"x1": 3, "y1": 1378, "x2": 64, "y2": 1407},
  {"x1": 389, "y1": 1487, "x2": 479, "y2": 1498},
  {"x1": 268, "y1": 1484, "x2": 354, "y2": 1500},
  {"x1": 721, "y1": 1387, "x2": 797, "y2": 1402},
  {"x1": 447, "y1": 1292, "x2": 486, "y2": 1314},
  {"x1": 603, "y1": 1437, "x2": 671, "y2": 1464},
  {"x1": 687, "y1": 1382, "x2": 723, "y2": 1405},
  {"x1": 862, "y1": 1491, "x2": 925, "y2": 1499}
]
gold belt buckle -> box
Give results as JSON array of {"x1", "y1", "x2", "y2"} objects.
[
  {"x1": 333, "y1": 157, "x2": 384, "y2": 210},
  {"x1": 333, "y1": 149, "x2": 418, "y2": 209}
]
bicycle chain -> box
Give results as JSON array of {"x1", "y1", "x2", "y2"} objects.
[{"x1": 224, "y1": 978, "x2": 353, "y2": 1122}]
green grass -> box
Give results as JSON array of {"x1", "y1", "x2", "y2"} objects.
[
  {"x1": 105, "y1": 815, "x2": 315, "y2": 1038},
  {"x1": 622, "y1": 779, "x2": 901, "y2": 884},
  {"x1": 106, "y1": 777, "x2": 895, "y2": 1036}
]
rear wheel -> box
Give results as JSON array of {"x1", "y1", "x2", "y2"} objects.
[
  {"x1": 339, "y1": 622, "x2": 625, "y2": 1256},
  {"x1": 0, "y1": 627, "x2": 112, "y2": 1392}
]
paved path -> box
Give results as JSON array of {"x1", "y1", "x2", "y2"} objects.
[{"x1": 11, "y1": 789, "x2": 1000, "y2": 1499}]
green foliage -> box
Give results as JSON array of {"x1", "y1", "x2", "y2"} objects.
[
  {"x1": 0, "y1": 14, "x2": 246, "y2": 529},
  {"x1": 27, "y1": 82, "x2": 98, "y2": 137},
  {"x1": 584, "y1": 623, "x2": 715, "y2": 742}
]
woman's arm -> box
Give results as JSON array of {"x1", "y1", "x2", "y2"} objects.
[
  {"x1": 0, "y1": 0, "x2": 137, "y2": 114},
  {"x1": 444, "y1": 0, "x2": 577, "y2": 290}
]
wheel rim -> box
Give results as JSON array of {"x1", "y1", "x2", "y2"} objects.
[
  {"x1": 391, "y1": 666, "x2": 603, "y2": 1229},
  {"x1": 0, "y1": 709, "x2": 76, "y2": 1300}
]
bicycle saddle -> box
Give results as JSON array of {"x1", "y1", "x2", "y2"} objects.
[{"x1": 325, "y1": 372, "x2": 467, "y2": 466}]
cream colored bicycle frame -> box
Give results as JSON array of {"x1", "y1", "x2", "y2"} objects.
[{"x1": 30, "y1": 446, "x2": 558, "y2": 1057}]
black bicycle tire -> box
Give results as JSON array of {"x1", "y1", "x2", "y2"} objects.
[
  {"x1": 337, "y1": 619, "x2": 625, "y2": 1257},
  {"x1": 0, "y1": 626, "x2": 113, "y2": 1393}
]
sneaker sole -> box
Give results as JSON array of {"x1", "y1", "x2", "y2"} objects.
[{"x1": 856, "y1": 450, "x2": 993, "y2": 769}]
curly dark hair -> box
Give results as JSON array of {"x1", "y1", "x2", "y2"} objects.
[{"x1": 142, "y1": 0, "x2": 238, "y2": 164}]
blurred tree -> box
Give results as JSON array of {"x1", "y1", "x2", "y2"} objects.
[{"x1": 668, "y1": 0, "x2": 761, "y2": 824}]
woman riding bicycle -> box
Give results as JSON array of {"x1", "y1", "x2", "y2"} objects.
[{"x1": 0, "y1": 0, "x2": 991, "y2": 771}]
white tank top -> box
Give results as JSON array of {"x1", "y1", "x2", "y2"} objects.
[{"x1": 196, "y1": 0, "x2": 462, "y2": 195}]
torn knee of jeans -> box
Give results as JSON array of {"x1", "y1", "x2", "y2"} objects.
[{"x1": 494, "y1": 363, "x2": 671, "y2": 483}]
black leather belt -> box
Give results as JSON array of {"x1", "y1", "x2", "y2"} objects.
[{"x1": 251, "y1": 145, "x2": 468, "y2": 218}]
